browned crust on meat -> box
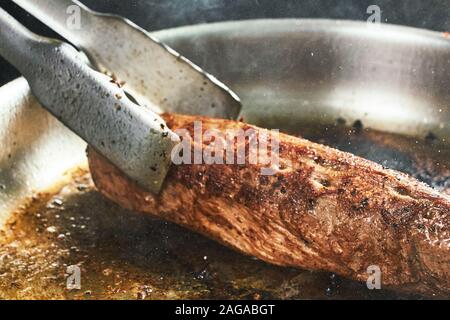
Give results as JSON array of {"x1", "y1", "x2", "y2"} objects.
[{"x1": 87, "y1": 113, "x2": 450, "y2": 296}]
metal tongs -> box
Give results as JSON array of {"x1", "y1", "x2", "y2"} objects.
[{"x1": 0, "y1": 0, "x2": 241, "y2": 194}]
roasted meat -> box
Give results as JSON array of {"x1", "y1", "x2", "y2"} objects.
[{"x1": 87, "y1": 113, "x2": 450, "y2": 296}]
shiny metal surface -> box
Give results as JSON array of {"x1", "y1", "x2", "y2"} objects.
[
  {"x1": 13, "y1": 0, "x2": 241, "y2": 119},
  {"x1": 0, "y1": 19, "x2": 449, "y2": 298},
  {"x1": 0, "y1": 78, "x2": 86, "y2": 226},
  {"x1": 156, "y1": 20, "x2": 450, "y2": 140}
]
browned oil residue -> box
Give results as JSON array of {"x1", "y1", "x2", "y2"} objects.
[{"x1": 1, "y1": 123, "x2": 445, "y2": 300}]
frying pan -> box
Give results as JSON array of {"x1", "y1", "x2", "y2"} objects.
[{"x1": 0, "y1": 19, "x2": 449, "y2": 299}]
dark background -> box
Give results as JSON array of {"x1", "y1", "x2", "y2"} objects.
[{"x1": 2, "y1": 0, "x2": 450, "y2": 86}]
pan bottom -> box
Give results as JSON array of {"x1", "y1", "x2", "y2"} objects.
[{"x1": 0, "y1": 125, "x2": 446, "y2": 300}]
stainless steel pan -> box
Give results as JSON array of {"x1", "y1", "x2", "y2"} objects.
[{"x1": 0, "y1": 19, "x2": 449, "y2": 299}]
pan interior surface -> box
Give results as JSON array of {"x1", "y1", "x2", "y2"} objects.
[{"x1": 0, "y1": 19, "x2": 449, "y2": 299}]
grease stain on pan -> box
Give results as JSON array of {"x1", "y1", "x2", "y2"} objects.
[
  {"x1": 0, "y1": 126, "x2": 446, "y2": 300},
  {"x1": 0, "y1": 170, "x2": 411, "y2": 300}
]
